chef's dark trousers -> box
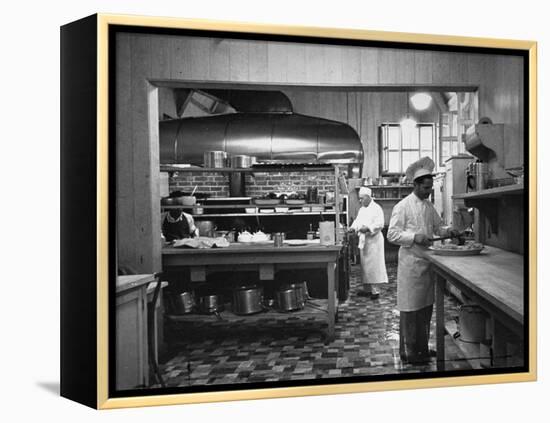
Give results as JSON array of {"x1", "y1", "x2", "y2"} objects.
[{"x1": 399, "y1": 304, "x2": 433, "y2": 362}]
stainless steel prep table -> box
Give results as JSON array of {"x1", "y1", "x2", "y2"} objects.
[
  {"x1": 162, "y1": 243, "x2": 342, "y2": 341},
  {"x1": 420, "y1": 246, "x2": 524, "y2": 370}
]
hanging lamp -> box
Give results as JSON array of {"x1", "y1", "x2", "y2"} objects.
[{"x1": 410, "y1": 92, "x2": 432, "y2": 111}]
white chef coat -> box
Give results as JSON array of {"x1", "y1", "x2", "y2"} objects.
[
  {"x1": 387, "y1": 193, "x2": 449, "y2": 311},
  {"x1": 350, "y1": 200, "x2": 388, "y2": 285}
]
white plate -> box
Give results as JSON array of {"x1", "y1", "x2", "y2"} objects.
[
  {"x1": 428, "y1": 246, "x2": 484, "y2": 256},
  {"x1": 285, "y1": 239, "x2": 308, "y2": 246}
]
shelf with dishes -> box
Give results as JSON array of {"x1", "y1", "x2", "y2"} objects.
[
  {"x1": 160, "y1": 203, "x2": 334, "y2": 210},
  {"x1": 161, "y1": 162, "x2": 347, "y2": 241},
  {"x1": 160, "y1": 205, "x2": 341, "y2": 218},
  {"x1": 181, "y1": 212, "x2": 340, "y2": 218},
  {"x1": 451, "y1": 183, "x2": 524, "y2": 235},
  {"x1": 160, "y1": 164, "x2": 336, "y2": 173}
]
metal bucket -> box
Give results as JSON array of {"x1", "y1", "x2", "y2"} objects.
[{"x1": 459, "y1": 304, "x2": 487, "y2": 342}]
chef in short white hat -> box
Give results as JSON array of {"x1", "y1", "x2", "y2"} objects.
[
  {"x1": 387, "y1": 156, "x2": 460, "y2": 364},
  {"x1": 349, "y1": 186, "x2": 388, "y2": 299}
]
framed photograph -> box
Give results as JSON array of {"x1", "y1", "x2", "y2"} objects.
[{"x1": 60, "y1": 13, "x2": 537, "y2": 409}]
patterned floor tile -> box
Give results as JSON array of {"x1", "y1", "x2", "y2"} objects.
[{"x1": 160, "y1": 262, "x2": 472, "y2": 387}]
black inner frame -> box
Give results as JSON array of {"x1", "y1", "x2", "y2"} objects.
[{"x1": 107, "y1": 24, "x2": 530, "y2": 398}]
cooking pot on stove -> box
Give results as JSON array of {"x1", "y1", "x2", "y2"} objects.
[
  {"x1": 275, "y1": 283, "x2": 306, "y2": 312},
  {"x1": 232, "y1": 285, "x2": 264, "y2": 315}
]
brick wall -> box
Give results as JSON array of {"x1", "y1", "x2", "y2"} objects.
[
  {"x1": 169, "y1": 172, "x2": 230, "y2": 197},
  {"x1": 169, "y1": 171, "x2": 336, "y2": 198}
]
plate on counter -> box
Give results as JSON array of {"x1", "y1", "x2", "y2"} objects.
[
  {"x1": 284, "y1": 239, "x2": 309, "y2": 246},
  {"x1": 428, "y1": 243, "x2": 484, "y2": 256},
  {"x1": 259, "y1": 208, "x2": 275, "y2": 213}
]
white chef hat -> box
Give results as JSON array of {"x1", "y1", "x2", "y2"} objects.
[
  {"x1": 405, "y1": 156, "x2": 435, "y2": 182},
  {"x1": 358, "y1": 186, "x2": 372, "y2": 197}
]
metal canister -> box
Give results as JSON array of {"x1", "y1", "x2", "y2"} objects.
[
  {"x1": 203, "y1": 151, "x2": 227, "y2": 168},
  {"x1": 274, "y1": 232, "x2": 284, "y2": 247}
]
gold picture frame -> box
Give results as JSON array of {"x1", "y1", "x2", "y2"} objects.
[{"x1": 60, "y1": 13, "x2": 537, "y2": 409}]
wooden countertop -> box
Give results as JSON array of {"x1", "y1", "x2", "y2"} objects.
[
  {"x1": 116, "y1": 274, "x2": 155, "y2": 294},
  {"x1": 162, "y1": 242, "x2": 342, "y2": 255},
  {"x1": 420, "y1": 246, "x2": 524, "y2": 325}
]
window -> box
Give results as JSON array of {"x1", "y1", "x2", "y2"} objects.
[
  {"x1": 380, "y1": 123, "x2": 436, "y2": 175},
  {"x1": 439, "y1": 111, "x2": 461, "y2": 164}
]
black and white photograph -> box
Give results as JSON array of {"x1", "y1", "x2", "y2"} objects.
[
  {"x1": 111, "y1": 22, "x2": 530, "y2": 396},
  {"x1": 6, "y1": 0, "x2": 550, "y2": 420}
]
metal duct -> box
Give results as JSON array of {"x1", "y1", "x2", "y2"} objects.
[
  {"x1": 159, "y1": 112, "x2": 363, "y2": 167},
  {"x1": 202, "y1": 89, "x2": 293, "y2": 113},
  {"x1": 464, "y1": 118, "x2": 505, "y2": 168}
]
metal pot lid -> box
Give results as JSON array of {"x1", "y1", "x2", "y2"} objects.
[{"x1": 235, "y1": 284, "x2": 260, "y2": 290}]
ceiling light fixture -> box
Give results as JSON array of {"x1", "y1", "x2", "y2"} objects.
[{"x1": 410, "y1": 92, "x2": 432, "y2": 111}]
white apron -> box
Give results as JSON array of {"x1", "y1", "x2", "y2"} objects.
[
  {"x1": 387, "y1": 193, "x2": 449, "y2": 312},
  {"x1": 350, "y1": 200, "x2": 388, "y2": 285}
]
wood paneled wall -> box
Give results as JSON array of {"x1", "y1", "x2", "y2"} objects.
[{"x1": 116, "y1": 33, "x2": 524, "y2": 273}]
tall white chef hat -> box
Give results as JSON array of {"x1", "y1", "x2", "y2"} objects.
[
  {"x1": 358, "y1": 186, "x2": 372, "y2": 197},
  {"x1": 406, "y1": 156, "x2": 435, "y2": 182}
]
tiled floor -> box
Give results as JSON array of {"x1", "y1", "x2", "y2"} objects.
[{"x1": 160, "y1": 263, "x2": 471, "y2": 387}]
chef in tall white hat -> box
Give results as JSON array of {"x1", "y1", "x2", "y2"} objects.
[
  {"x1": 349, "y1": 186, "x2": 388, "y2": 299},
  {"x1": 387, "y1": 156, "x2": 460, "y2": 364}
]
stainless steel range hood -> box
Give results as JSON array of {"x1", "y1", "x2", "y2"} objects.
[{"x1": 159, "y1": 112, "x2": 364, "y2": 167}]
